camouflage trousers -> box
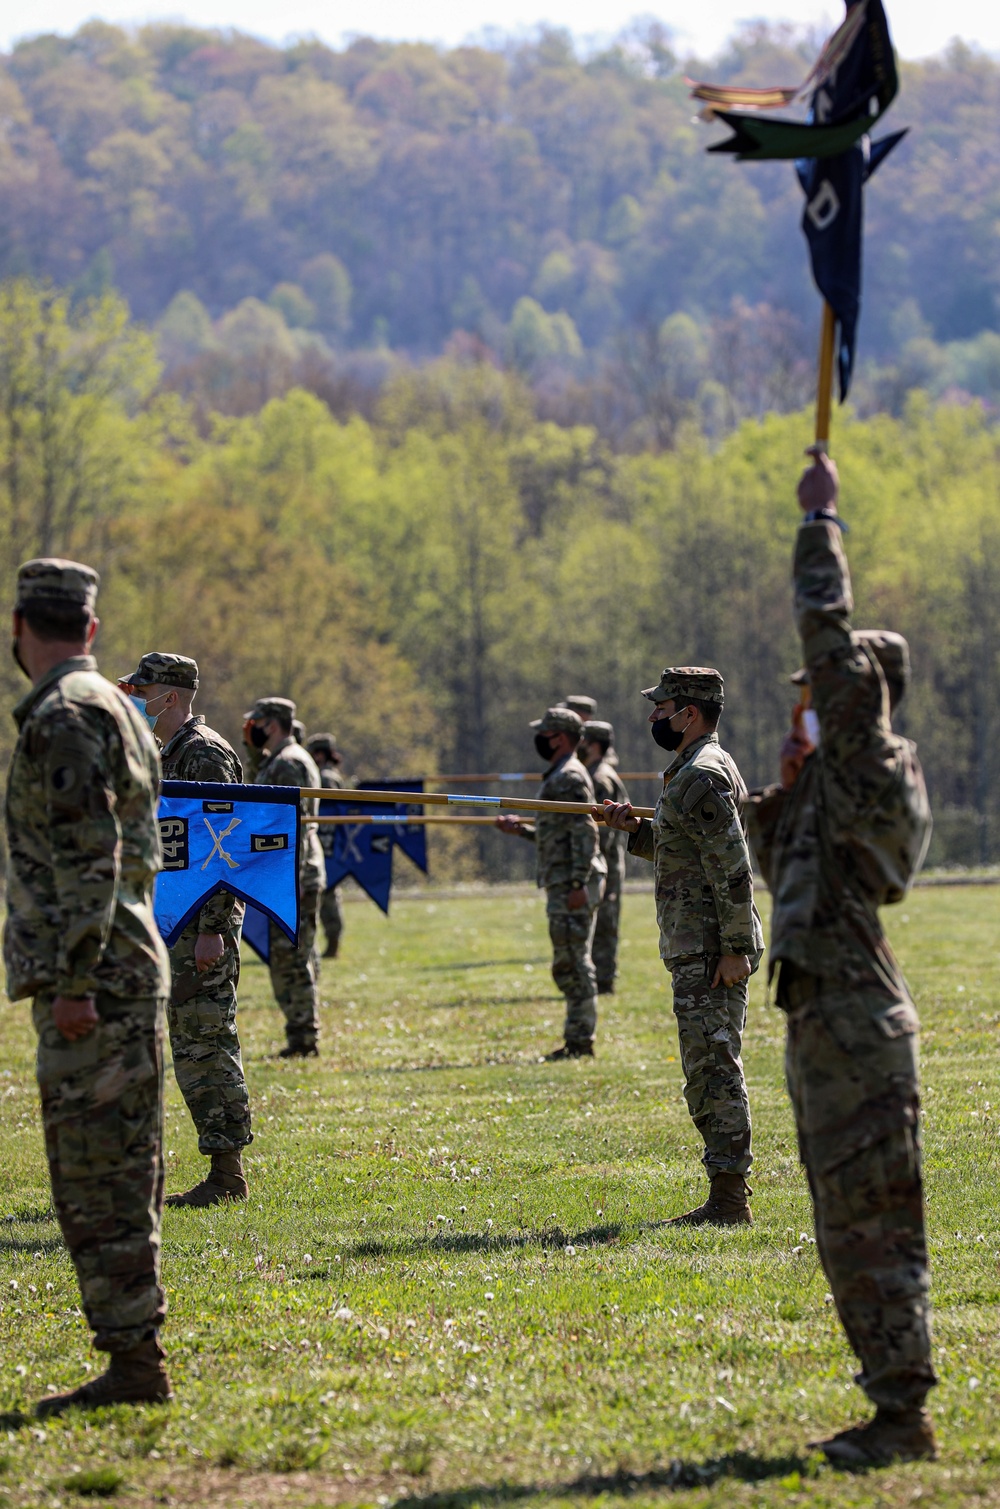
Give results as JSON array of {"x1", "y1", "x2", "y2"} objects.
[
  {"x1": 780, "y1": 963, "x2": 936, "y2": 1411},
  {"x1": 269, "y1": 882, "x2": 322, "y2": 1047},
  {"x1": 168, "y1": 921, "x2": 251, "y2": 1154},
  {"x1": 320, "y1": 885, "x2": 344, "y2": 952},
  {"x1": 33, "y1": 990, "x2": 167, "y2": 1353},
  {"x1": 669, "y1": 958, "x2": 753, "y2": 1176},
  {"x1": 593, "y1": 847, "x2": 624, "y2": 991},
  {"x1": 546, "y1": 876, "x2": 604, "y2": 1046},
  {"x1": 592, "y1": 881, "x2": 621, "y2": 991}
]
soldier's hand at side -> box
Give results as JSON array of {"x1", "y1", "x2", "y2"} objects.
[
  {"x1": 711, "y1": 955, "x2": 752, "y2": 989},
  {"x1": 797, "y1": 447, "x2": 839, "y2": 514},
  {"x1": 601, "y1": 800, "x2": 640, "y2": 834},
  {"x1": 567, "y1": 886, "x2": 588, "y2": 911},
  {"x1": 51, "y1": 996, "x2": 100, "y2": 1041},
  {"x1": 195, "y1": 932, "x2": 225, "y2": 972},
  {"x1": 496, "y1": 815, "x2": 526, "y2": 835}
]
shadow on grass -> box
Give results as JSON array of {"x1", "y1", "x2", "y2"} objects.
[
  {"x1": 321, "y1": 1221, "x2": 624, "y2": 1264},
  {"x1": 418, "y1": 959, "x2": 548, "y2": 973},
  {"x1": 392, "y1": 1454, "x2": 813, "y2": 1506},
  {"x1": 0, "y1": 1235, "x2": 64, "y2": 1256},
  {"x1": 1, "y1": 1206, "x2": 56, "y2": 1225}
]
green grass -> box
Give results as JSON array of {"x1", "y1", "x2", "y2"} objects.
[{"x1": 1, "y1": 885, "x2": 1000, "y2": 1508}]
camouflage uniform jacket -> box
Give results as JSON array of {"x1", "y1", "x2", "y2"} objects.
[
  {"x1": 4, "y1": 656, "x2": 171, "y2": 1002},
  {"x1": 160, "y1": 715, "x2": 245, "y2": 936},
  {"x1": 255, "y1": 735, "x2": 325, "y2": 889},
  {"x1": 745, "y1": 519, "x2": 931, "y2": 999},
  {"x1": 518, "y1": 754, "x2": 605, "y2": 890},
  {"x1": 628, "y1": 733, "x2": 762, "y2": 965},
  {"x1": 319, "y1": 767, "x2": 345, "y2": 791},
  {"x1": 589, "y1": 757, "x2": 629, "y2": 873}
]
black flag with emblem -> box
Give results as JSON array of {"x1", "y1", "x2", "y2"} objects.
[{"x1": 797, "y1": 129, "x2": 907, "y2": 400}]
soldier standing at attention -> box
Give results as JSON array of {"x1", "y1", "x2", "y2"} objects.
[
  {"x1": 5, "y1": 560, "x2": 172, "y2": 1415},
  {"x1": 580, "y1": 720, "x2": 629, "y2": 995},
  {"x1": 497, "y1": 707, "x2": 606, "y2": 1059},
  {"x1": 118, "y1": 653, "x2": 251, "y2": 1207},
  {"x1": 745, "y1": 451, "x2": 936, "y2": 1467},
  {"x1": 306, "y1": 732, "x2": 347, "y2": 958},
  {"x1": 244, "y1": 698, "x2": 325, "y2": 1057},
  {"x1": 603, "y1": 668, "x2": 762, "y2": 1225}
]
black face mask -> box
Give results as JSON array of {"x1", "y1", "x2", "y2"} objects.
[
  {"x1": 11, "y1": 636, "x2": 29, "y2": 679},
  {"x1": 249, "y1": 724, "x2": 268, "y2": 749},
  {"x1": 650, "y1": 714, "x2": 685, "y2": 751},
  {"x1": 534, "y1": 733, "x2": 557, "y2": 763}
]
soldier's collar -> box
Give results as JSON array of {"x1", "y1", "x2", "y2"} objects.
[
  {"x1": 159, "y1": 713, "x2": 204, "y2": 757},
  {"x1": 12, "y1": 655, "x2": 98, "y2": 729},
  {"x1": 267, "y1": 734, "x2": 296, "y2": 757}
]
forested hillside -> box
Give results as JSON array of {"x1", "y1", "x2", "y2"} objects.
[
  {"x1": 2, "y1": 23, "x2": 999, "y2": 436},
  {"x1": 2, "y1": 281, "x2": 999, "y2": 875}
]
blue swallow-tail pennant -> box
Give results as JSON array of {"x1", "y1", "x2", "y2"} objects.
[
  {"x1": 155, "y1": 781, "x2": 300, "y2": 947},
  {"x1": 320, "y1": 780, "x2": 426, "y2": 913},
  {"x1": 240, "y1": 902, "x2": 273, "y2": 964}
]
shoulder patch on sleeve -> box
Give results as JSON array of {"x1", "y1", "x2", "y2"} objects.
[
  {"x1": 44, "y1": 728, "x2": 100, "y2": 809},
  {"x1": 677, "y1": 772, "x2": 735, "y2": 835}
]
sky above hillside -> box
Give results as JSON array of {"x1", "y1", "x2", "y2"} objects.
[{"x1": 3, "y1": 0, "x2": 997, "y2": 61}]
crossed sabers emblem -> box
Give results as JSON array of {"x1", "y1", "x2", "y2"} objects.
[{"x1": 202, "y1": 816, "x2": 242, "y2": 871}]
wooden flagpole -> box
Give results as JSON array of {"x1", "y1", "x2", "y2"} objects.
[
  {"x1": 301, "y1": 786, "x2": 656, "y2": 820},
  {"x1": 315, "y1": 814, "x2": 510, "y2": 826},
  {"x1": 814, "y1": 301, "x2": 836, "y2": 453},
  {"x1": 425, "y1": 771, "x2": 662, "y2": 784}
]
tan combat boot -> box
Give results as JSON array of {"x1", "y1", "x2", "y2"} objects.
[
  {"x1": 165, "y1": 1151, "x2": 248, "y2": 1208},
  {"x1": 813, "y1": 1406, "x2": 938, "y2": 1467},
  {"x1": 36, "y1": 1336, "x2": 172, "y2": 1418},
  {"x1": 666, "y1": 1171, "x2": 752, "y2": 1227}
]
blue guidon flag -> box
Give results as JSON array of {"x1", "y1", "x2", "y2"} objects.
[
  {"x1": 155, "y1": 781, "x2": 300, "y2": 948},
  {"x1": 321, "y1": 780, "x2": 428, "y2": 913}
]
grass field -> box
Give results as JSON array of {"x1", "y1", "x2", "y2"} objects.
[{"x1": 1, "y1": 883, "x2": 999, "y2": 1508}]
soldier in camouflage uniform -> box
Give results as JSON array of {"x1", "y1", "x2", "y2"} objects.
[
  {"x1": 245, "y1": 697, "x2": 325, "y2": 1056},
  {"x1": 604, "y1": 668, "x2": 763, "y2": 1225},
  {"x1": 745, "y1": 451, "x2": 936, "y2": 1467},
  {"x1": 5, "y1": 559, "x2": 172, "y2": 1416},
  {"x1": 306, "y1": 732, "x2": 347, "y2": 958},
  {"x1": 580, "y1": 720, "x2": 629, "y2": 995},
  {"x1": 498, "y1": 707, "x2": 606, "y2": 1059},
  {"x1": 119, "y1": 653, "x2": 251, "y2": 1207}
]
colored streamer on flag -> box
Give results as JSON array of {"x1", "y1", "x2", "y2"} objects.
[
  {"x1": 155, "y1": 782, "x2": 300, "y2": 948},
  {"x1": 693, "y1": 1, "x2": 900, "y2": 162}
]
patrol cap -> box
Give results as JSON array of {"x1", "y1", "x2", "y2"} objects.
[
  {"x1": 120, "y1": 652, "x2": 199, "y2": 690},
  {"x1": 530, "y1": 706, "x2": 584, "y2": 737},
  {"x1": 292, "y1": 718, "x2": 306, "y2": 743},
  {"x1": 641, "y1": 666, "x2": 725, "y2": 707},
  {"x1": 791, "y1": 631, "x2": 910, "y2": 708},
  {"x1": 560, "y1": 695, "x2": 597, "y2": 719},
  {"x1": 306, "y1": 732, "x2": 339, "y2": 758},
  {"x1": 15, "y1": 558, "x2": 99, "y2": 613},
  {"x1": 249, "y1": 696, "x2": 297, "y2": 722},
  {"x1": 582, "y1": 719, "x2": 615, "y2": 745}
]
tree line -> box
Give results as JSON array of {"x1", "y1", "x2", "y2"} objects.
[
  {"x1": 1, "y1": 280, "x2": 998, "y2": 880},
  {"x1": 1, "y1": 22, "x2": 999, "y2": 442}
]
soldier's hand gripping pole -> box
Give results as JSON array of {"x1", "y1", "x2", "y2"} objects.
[{"x1": 299, "y1": 786, "x2": 656, "y2": 820}]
